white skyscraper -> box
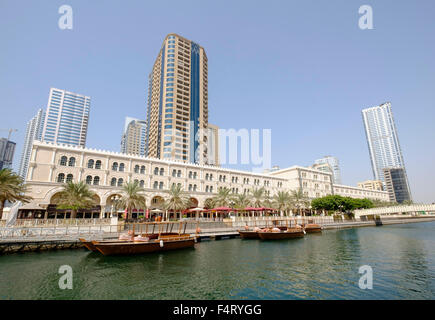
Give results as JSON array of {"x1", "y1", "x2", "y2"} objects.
[
  {"x1": 314, "y1": 156, "x2": 342, "y2": 184},
  {"x1": 121, "y1": 117, "x2": 147, "y2": 156},
  {"x1": 41, "y1": 88, "x2": 91, "y2": 147},
  {"x1": 18, "y1": 109, "x2": 45, "y2": 179},
  {"x1": 361, "y1": 102, "x2": 410, "y2": 189}
]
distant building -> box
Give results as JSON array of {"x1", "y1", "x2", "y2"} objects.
[
  {"x1": 357, "y1": 180, "x2": 384, "y2": 191},
  {"x1": 0, "y1": 138, "x2": 16, "y2": 170},
  {"x1": 18, "y1": 109, "x2": 45, "y2": 179},
  {"x1": 121, "y1": 117, "x2": 147, "y2": 156},
  {"x1": 41, "y1": 88, "x2": 91, "y2": 147},
  {"x1": 362, "y1": 102, "x2": 409, "y2": 185},
  {"x1": 206, "y1": 123, "x2": 219, "y2": 166},
  {"x1": 313, "y1": 156, "x2": 341, "y2": 184},
  {"x1": 383, "y1": 167, "x2": 412, "y2": 203}
]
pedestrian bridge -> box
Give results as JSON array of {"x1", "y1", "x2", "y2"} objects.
[{"x1": 354, "y1": 204, "x2": 435, "y2": 218}]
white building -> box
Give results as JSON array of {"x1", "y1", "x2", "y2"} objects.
[{"x1": 18, "y1": 108, "x2": 45, "y2": 179}]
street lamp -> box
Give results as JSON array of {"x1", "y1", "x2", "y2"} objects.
[{"x1": 110, "y1": 195, "x2": 120, "y2": 218}]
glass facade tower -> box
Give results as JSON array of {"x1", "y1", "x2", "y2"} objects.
[
  {"x1": 362, "y1": 102, "x2": 411, "y2": 197},
  {"x1": 42, "y1": 88, "x2": 91, "y2": 147}
]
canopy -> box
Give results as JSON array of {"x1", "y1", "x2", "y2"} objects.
[
  {"x1": 211, "y1": 207, "x2": 234, "y2": 211},
  {"x1": 188, "y1": 207, "x2": 205, "y2": 212}
]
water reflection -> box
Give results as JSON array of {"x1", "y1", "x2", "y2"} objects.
[{"x1": 0, "y1": 222, "x2": 434, "y2": 299}]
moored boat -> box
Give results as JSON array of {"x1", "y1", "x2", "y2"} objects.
[
  {"x1": 257, "y1": 227, "x2": 305, "y2": 240},
  {"x1": 92, "y1": 234, "x2": 195, "y2": 256},
  {"x1": 304, "y1": 223, "x2": 322, "y2": 233}
]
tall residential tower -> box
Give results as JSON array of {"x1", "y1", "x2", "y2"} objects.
[
  {"x1": 18, "y1": 108, "x2": 45, "y2": 179},
  {"x1": 145, "y1": 34, "x2": 209, "y2": 164},
  {"x1": 313, "y1": 156, "x2": 342, "y2": 184},
  {"x1": 121, "y1": 117, "x2": 147, "y2": 156},
  {"x1": 41, "y1": 88, "x2": 91, "y2": 147},
  {"x1": 362, "y1": 102, "x2": 411, "y2": 199}
]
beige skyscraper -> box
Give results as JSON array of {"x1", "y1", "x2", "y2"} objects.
[
  {"x1": 206, "y1": 123, "x2": 219, "y2": 166},
  {"x1": 121, "y1": 117, "x2": 147, "y2": 156},
  {"x1": 145, "y1": 34, "x2": 209, "y2": 164}
]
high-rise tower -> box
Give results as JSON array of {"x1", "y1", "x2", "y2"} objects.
[
  {"x1": 145, "y1": 34, "x2": 209, "y2": 164},
  {"x1": 41, "y1": 88, "x2": 91, "y2": 147},
  {"x1": 18, "y1": 108, "x2": 45, "y2": 179},
  {"x1": 121, "y1": 117, "x2": 147, "y2": 156},
  {"x1": 362, "y1": 102, "x2": 411, "y2": 197}
]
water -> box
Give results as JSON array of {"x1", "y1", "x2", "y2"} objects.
[{"x1": 1, "y1": 222, "x2": 434, "y2": 299}]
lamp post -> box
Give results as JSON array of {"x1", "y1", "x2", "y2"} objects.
[{"x1": 110, "y1": 195, "x2": 120, "y2": 218}]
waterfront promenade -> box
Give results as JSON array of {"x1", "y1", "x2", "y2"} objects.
[{"x1": 1, "y1": 214, "x2": 435, "y2": 254}]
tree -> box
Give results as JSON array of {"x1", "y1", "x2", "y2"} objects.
[
  {"x1": 232, "y1": 193, "x2": 252, "y2": 209},
  {"x1": 164, "y1": 184, "x2": 191, "y2": 217},
  {"x1": 212, "y1": 187, "x2": 233, "y2": 207},
  {"x1": 311, "y1": 195, "x2": 374, "y2": 214},
  {"x1": 290, "y1": 188, "x2": 310, "y2": 216},
  {"x1": 272, "y1": 191, "x2": 291, "y2": 215},
  {"x1": 55, "y1": 181, "x2": 96, "y2": 219},
  {"x1": 251, "y1": 187, "x2": 265, "y2": 208},
  {"x1": 0, "y1": 169, "x2": 32, "y2": 219},
  {"x1": 116, "y1": 181, "x2": 147, "y2": 220}
]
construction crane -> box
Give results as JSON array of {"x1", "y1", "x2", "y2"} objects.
[{"x1": 0, "y1": 129, "x2": 18, "y2": 140}]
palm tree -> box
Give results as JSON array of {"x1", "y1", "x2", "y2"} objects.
[
  {"x1": 272, "y1": 191, "x2": 291, "y2": 216},
  {"x1": 164, "y1": 184, "x2": 191, "y2": 219},
  {"x1": 116, "y1": 181, "x2": 147, "y2": 220},
  {"x1": 55, "y1": 181, "x2": 96, "y2": 219},
  {"x1": 212, "y1": 187, "x2": 233, "y2": 207},
  {"x1": 251, "y1": 187, "x2": 265, "y2": 208},
  {"x1": 0, "y1": 169, "x2": 32, "y2": 219},
  {"x1": 232, "y1": 193, "x2": 252, "y2": 209},
  {"x1": 291, "y1": 188, "x2": 310, "y2": 216}
]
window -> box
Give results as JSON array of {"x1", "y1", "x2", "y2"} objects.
[
  {"x1": 60, "y1": 156, "x2": 67, "y2": 166},
  {"x1": 86, "y1": 175, "x2": 93, "y2": 185},
  {"x1": 139, "y1": 180, "x2": 144, "y2": 187},
  {"x1": 111, "y1": 178, "x2": 117, "y2": 186},
  {"x1": 172, "y1": 169, "x2": 177, "y2": 177},
  {"x1": 154, "y1": 167, "x2": 159, "y2": 175},
  {"x1": 177, "y1": 170, "x2": 181, "y2": 177},
  {"x1": 87, "y1": 159, "x2": 94, "y2": 168},
  {"x1": 68, "y1": 157, "x2": 76, "y2": 167},
  {"x1": 93, "y1": 176, "x2": 100, "y2": 185},
  {"x1": 57, "y1": 173, "x2": 65, "y2": 183},
  {"x1": 95, "y1": 160, "x2": 102, "y2": 169},
  {"x1": 153, "y1": 181, "x2": 158, "y2": 189},
  {"x1": 159, "y1": 182, "x2": 164, "y2": 189},
  {"x1": 159, "y1": 168, "x2": 164, "y2": 176},
  {"x1": 134, "y1": 165, "x2": 139, "y2": 173},
  {"x1": 112, "y1": 162, "x2": 118, "y2": 171},
  {"x1": 66, "y1": 174, "x2": 73, "y2": 183},
  {"x1": 140, "y1": 166, "x2": 145, "y2": 174},
  {"x1": 119, "y1": 163, "x2": 125, "y2": 172},
  {"x1": 117, "y1": 178, "x2": 123, "y2": 187}
]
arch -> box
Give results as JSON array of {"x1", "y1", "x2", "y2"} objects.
[
  {"x1": 60, "y1": 156, "x2": 67, "y2": 166},
  {"x1": 85, "y1": 175, "x2": 93, "y2": 185},
  {"x1": 150, "y1": 196, "x2": 165, "y2": 209},
  {"x1": 57, "y1": 173, "x2": 65, "y2": 183},
  {"x1": 93, "y1": 176, "x2": 100, "y2": 185},
  {"x1": 139, "y1": 180, "x2": 145, "y2": 187},
  {"x1": 112, "y1": 162, "x2": 118, "y2": 171},
  {"x1": 189, "y1": 197, "x2": 199, "y2": 208},
  {"x1": 154, "y1": 167, "x2": 159, "y2": 175},
  {"x1": 87, "y1": 159, "x2": 94, "y2": 169},
  {"x1": 95, "y1": 160, "x2": 102, "y2": 169},
  {"x1": 119, "y1": 163, "x2": 125, "y2": 172},
  {"x1": 160, "y1": 168, "x2": 164, "y2": 176},
  {"x1": 68, "y1": 157, "x2": 76, "y2": 167},
  {"x1": 117, "y1": 178, "x2": 124, "y2": 187},
  {"x1": 140, "y1": 165, "x2": 146, "y2": 174},
  {"x1": 110, "y1": 177, "x2": 117, "y2": 186},
  {"x1": 134, "y1": 165, "x2": 140, "y2": 173},
  {"x1": 66, "y1": 174, "x2": 73, "y2": 183}
]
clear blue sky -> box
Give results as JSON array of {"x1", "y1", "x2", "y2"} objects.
[{"x1": 1, "y1": 0, "x2": 434, "y2": 203}]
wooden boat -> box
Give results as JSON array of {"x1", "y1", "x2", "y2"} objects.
[
  {"x1": 79, "y1": 232, "x2": 181, "y2": 252},
  {"x1": 303, "y1": 223, "x2": 322, "y2": 233},
  {"x1": 258, "y1": 227, "x2": 305, "y2": 240},
  {"x1": 92, "y1": 234, "x2": 195, "y2": 256},
  {"x1": 238, "y1": 230, "x2": 260, "y2": 239}
]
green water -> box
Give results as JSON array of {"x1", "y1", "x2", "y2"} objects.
[{"x1": 1, "y1": 222, "x2": 434, "y2": 299}]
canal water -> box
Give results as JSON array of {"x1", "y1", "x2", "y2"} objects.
[{"x1": 1, "y1": 221, "x2": 434, "y2": 299}]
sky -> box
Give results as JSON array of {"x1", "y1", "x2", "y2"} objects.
[{"x1": 0, "y1": 0, "x2": 434, "y2": 203}]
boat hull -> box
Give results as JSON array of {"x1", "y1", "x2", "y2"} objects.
[
  {"x1": 93, "y1": 236, "x2": 195, "y2": 256},
  {"x1": 238, "y1": 230, "x2": 260, "y2": 239},
  {"x1": 258, "y1": 230, "x2": 305, "y2": 240},
  {"x1": 304, "y1": 224, "x2": 322, "y2": 233}
]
